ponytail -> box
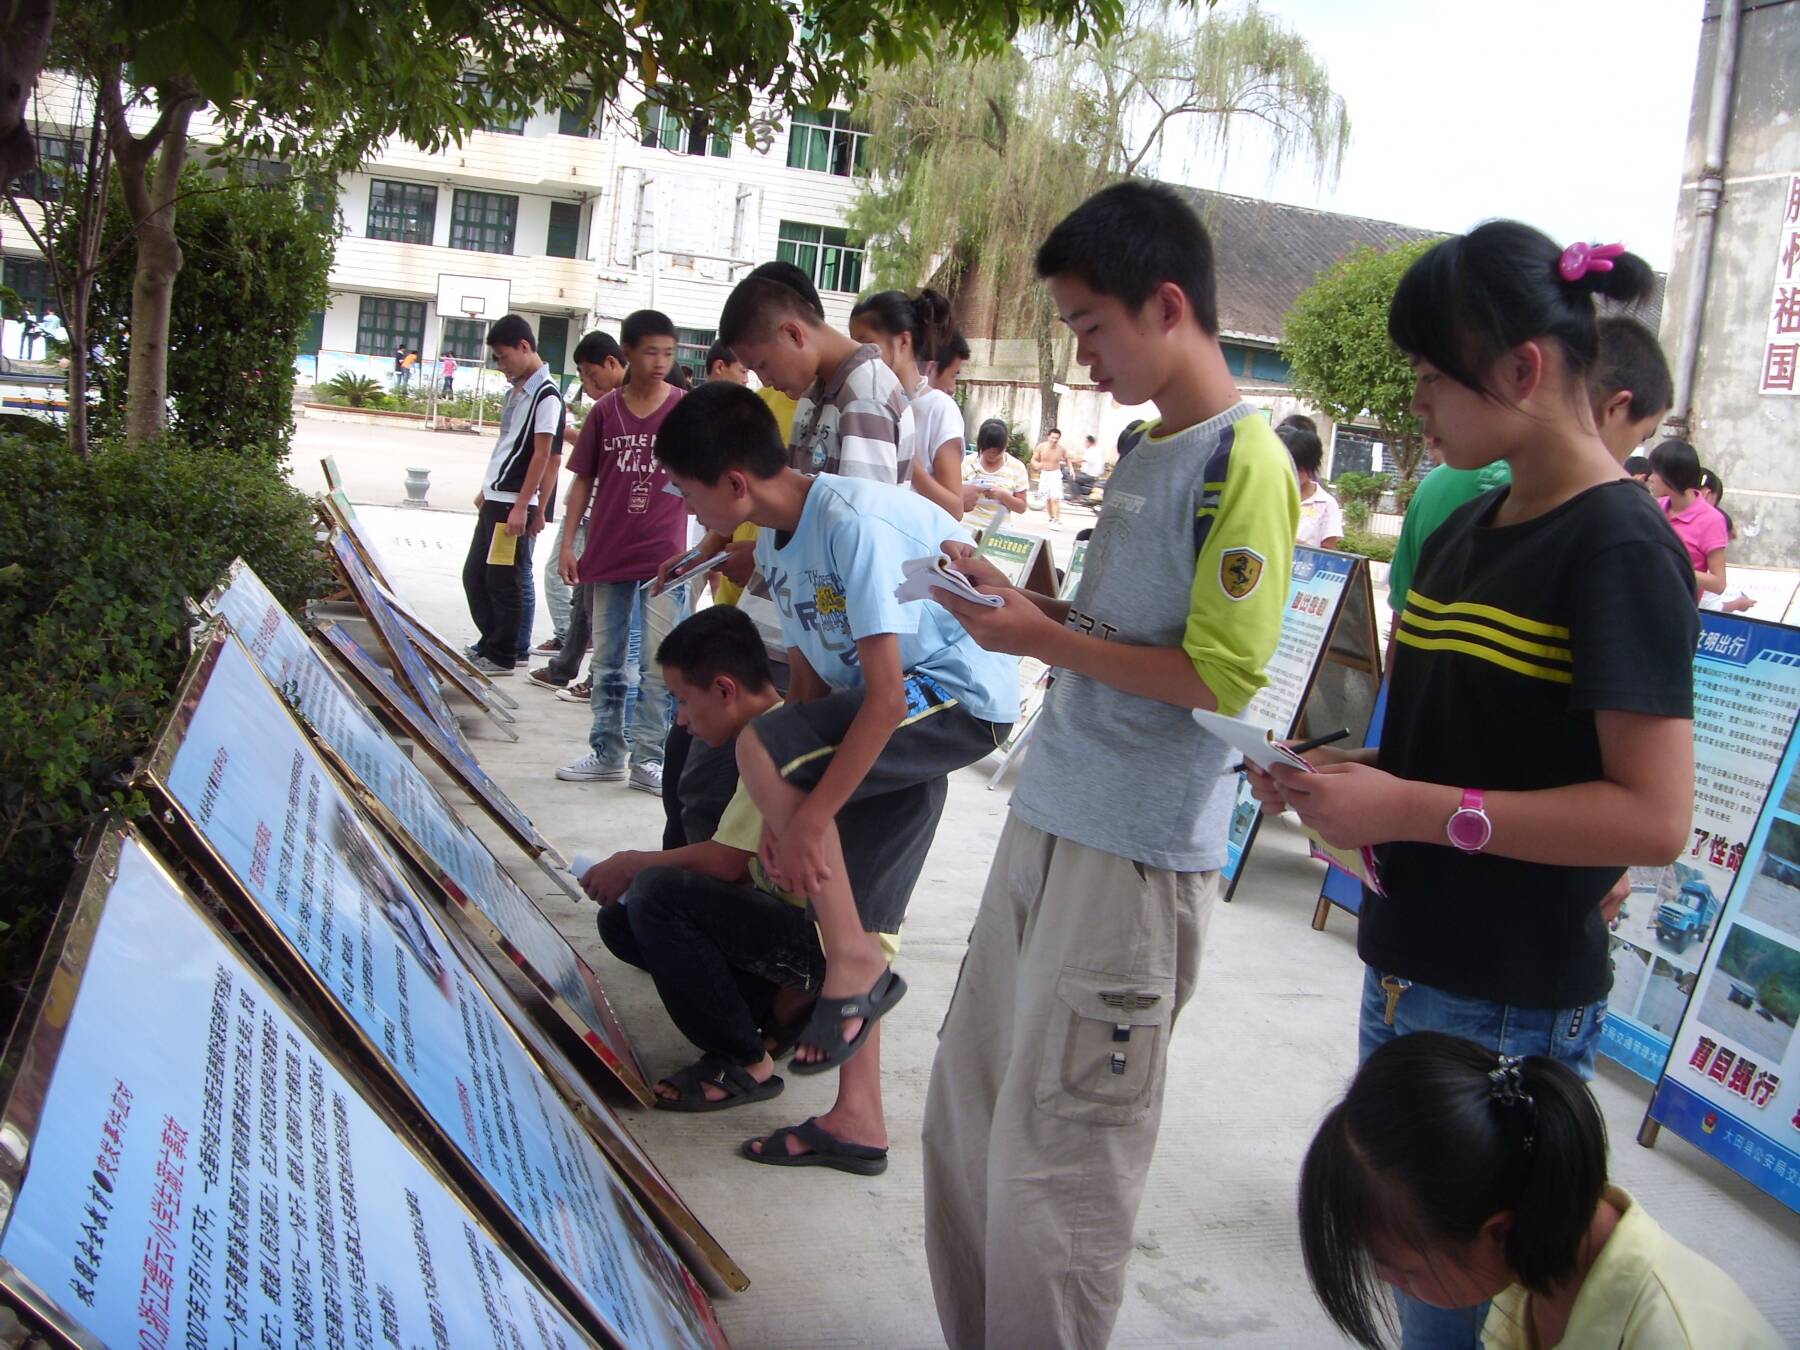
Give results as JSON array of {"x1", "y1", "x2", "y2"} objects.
[
  {"x1": 851, "y1": 287, "x2": 963, "y2": 367},
  {"x1": 1389, "y1": 221, "x2": 1656, "y2": 401},
  {"x1": 1297, "y1": 1032, "x2": 1610, "y2": 1348}
]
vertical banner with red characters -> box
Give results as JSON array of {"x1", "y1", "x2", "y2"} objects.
[
  {"x1": 1648, "y1": 620, "x2": 1800, "y2": 1214},
  {"x1": 1758, "y1": 172, "x2": 1800, "y2": 396}
]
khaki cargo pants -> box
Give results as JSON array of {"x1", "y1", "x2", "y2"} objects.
[{"x1": 922, "y1": 814, "x2": 1219, "y2": 1348}]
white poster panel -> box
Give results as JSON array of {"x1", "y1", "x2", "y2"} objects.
[
  {"x1": 205, "y1": 562, "x2": 647, "y2": 1101},
  {"x1": 144, "y1": 632, "x2": 724, "y2": 1349},
  {"x1": 0, "y1": 830, "x2": 589, "y2": 1348}
]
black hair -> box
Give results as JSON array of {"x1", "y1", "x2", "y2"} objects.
[
  {"x1": 1047, "y1": 426, "x2": 1061, "y2": 437},
  {"x1": 485, "y1": 313, "x2": 534, "y2": 351},
  {"x1": 1388, "y1": 221, "x2": 1655, "y2": 401},
  {"x1": 975, "y1": 418, "x2": 1009, "y2": 452},
  {"x1": 1591, "y1": 316, "x2": 1672, "y2": 424},
  {"x1": 1084, "y1": 434, "x2": 1096, "y2": 445},
  {"x1": 1697, "y1": 466, "x2": 1724, "y2": 505},
  {"x1": 1035, "y1": 180, "x2": 1219, "y2": 335},
  {"x1": 573, "y1": 330, "x2": 624, "y2": 369},
  {"x1": 1298, "y1": 1032, "x2": 1607, "y2": 1350},
  {"x1": 706, "y1": 339, "x2": 740, "y2": 373},
  {"x1": 1623, "y1": 454, "x2": 1651, "y2": 478},
  {"x1": 656, "y1": 605, "x2": 774, "y2": 693},
  {"x1": 654, "y1": 380, "x2": 786, "y2": 484},
  {"x1": 1279, "y1": 412, "x2": 1319, "y2": 435},
  {"x1": 1278, "y1": 423, "x2": 1324, "y2": 477},
  {"x1": 719, "y1": 275, "x2": 823, "y2": 346},
  {"x1": 747, "y1": 260, "x2": 824, "y2": 318},
  {"x1": 666, "y1": 362, "x2": 693, "y2": 391},
  {"x1": 850, "y1": 288, "x2": 958, "y2": 365},
  {"x1": 622, "y1": 309, "x2": 677, "y2": 347},
  {"x1": 942, "y1": 331, "x2": 971, "y2": 365},
  {"x1": 1648, "y1": 438, "x2": 1702, "y2": 494}
]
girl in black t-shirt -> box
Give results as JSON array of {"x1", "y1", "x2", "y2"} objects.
[{"x1": 1250, "y1": 221, "x2": 1698, "y2": 1348}]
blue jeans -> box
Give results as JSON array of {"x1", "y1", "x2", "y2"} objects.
[
  {"x1": 587, "y1": 579, "x2": 689, "y2": 768},
  {"x1": 1357, "y1": 966, "x2": 1604, "y2": 1350}
]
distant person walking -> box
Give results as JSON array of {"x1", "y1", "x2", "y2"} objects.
[
  {"x1": 1030, "y1": 427, "x2": 1066, "y2": 528},
  {"x1": 440, "y1": 352, "x2": 457, "y2": 397}
]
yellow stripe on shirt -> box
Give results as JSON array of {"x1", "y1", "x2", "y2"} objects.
[
  {"x1": 1393, "y1": 630, "x2": 1576, "y2": 684},
  {"x1": 1399, "y1": 609, "x2": 1573, "y2": 662},
  {"x1": 1404, "y1": 589, "x2": 1571, "y2": 640}
]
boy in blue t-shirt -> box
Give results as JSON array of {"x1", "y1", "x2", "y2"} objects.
[{"x1": 655, "y1": 380, "x2": 1016, "y2": 1169}]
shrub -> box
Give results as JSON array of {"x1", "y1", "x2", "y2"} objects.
[
  {"x1": 1332, "y1": 470, "x2": 1388, "y2": 511},
  {"x1": 1343, "y1": 498, "x2": 1372, "y2": 533},
  {"x1": 0, "y1": 433, "x2": 332, "y2": 1031},
  {"x1": 1394, "y1": 474, "x2": 1421, "y2": 516},
  {"x1": 324, "y1": 372, "x2": 385, "y2": 407},
  {"x1": 1341, "y1": 529, "x2": 1396, "y2": 563}
]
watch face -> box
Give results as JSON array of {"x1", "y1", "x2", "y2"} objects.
[{"x1": 1449, "y1": 809, "x2": 1490, "y2": 851}]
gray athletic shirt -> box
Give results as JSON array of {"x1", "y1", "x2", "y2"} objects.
[{"x1": 1009, "y1": 403, "x2": 1298, "y2": 871}]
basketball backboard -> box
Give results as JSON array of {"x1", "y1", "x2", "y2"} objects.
[{"x1": 435, "y1": 272, "x2": 512, "y2": 320}]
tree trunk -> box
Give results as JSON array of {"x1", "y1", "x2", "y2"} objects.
[
  {"x1": 64, "y1": 279, "x2": 90, "y2": 456},
  {"x1": 121, "y1": 102, "x2": 193, "y2": 445},
  {"x1": 1033, "y1": 293, "x2": 1060, "y2": 438},
  {"x1": 0, "y1": 0, "x2": 55, "y2": 187}
]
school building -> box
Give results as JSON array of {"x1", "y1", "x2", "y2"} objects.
[
  {"x1": 1657, "y1": 0, "x2": 1800, "y2": 568},
  {"x1": 952, "y1": 187, "x2": 1442, "y2": 476},
  {"x1": 2, "y1": 78, "x2": 871, "y2": 390}
]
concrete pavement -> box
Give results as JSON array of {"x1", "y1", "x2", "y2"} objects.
[{"x1": 296, "y1": 419, "x2": 1800, "y2": 1348}]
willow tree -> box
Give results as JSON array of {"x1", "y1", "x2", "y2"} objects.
[{"x1": 852, "y1": 0, "x2": 1350, "y2": 433}]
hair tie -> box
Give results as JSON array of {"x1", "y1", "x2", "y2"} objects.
[
  {"x1": 1558, "y1": 241, "x2": 1626, "y2": 283},
  {"x1": 1489, "y1": 1054, "x2": 1537, "y2": 1151}
]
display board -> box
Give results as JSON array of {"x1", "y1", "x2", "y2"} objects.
[
  {"x1": 1314, "y1": 681, "x2": 1387, "y2": 928},
  {"x1": 976, "y1": 526, "x2": 1057, "y2": 596},
  {"x1": 1602, "y1": 615, "x2": 1800, "y2": 1080},
  {"x1": 315, "y1": 619, "x2": 570, "y2": 870},
  {"x1": 321, "y1": 453, "x2": 344, "y2": 492},
  {"x1": 1304, "y1": 544, "x2": 1384, "y2": 751},
  {"x1": 395, "y1": 606, "x2": 522, "y2": 726},
  {"x1": 320, "y1": 487, "x2": 396, "y2": 590},
  {"x1": 204, "y1": 560, "x2": 649, "y2": 1103},
  {"x1": 0, "y1": 826, "x2": 595, "y2": 1348},
  {"x1": 135, "y1": 629, "x2": 729, "y2": 1347},
  {"x1": 327, "y1": 531, "x2": 472, "y2": 747},
  {"x1": 1222, "y1": 549, "x2": 1370, "y2": 898}
]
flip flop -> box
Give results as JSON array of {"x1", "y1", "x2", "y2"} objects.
[
  {"x1": 763, "y1": 1001, "x2": 817, "y2": 1062},
  {"x1": 740, "y1": 1117, "x2": 888, "y2": 1176},
  {"x1": 653, "y1": 1056, "x2": 785, "y2": 1113},
  {"x1": 788, "y1": 967, "x2": 908, "y2": 1077}
]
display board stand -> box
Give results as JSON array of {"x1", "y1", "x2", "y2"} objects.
[
  {"x1": 0, "y1": 822, "x2": 662, "y2": 1348},
  {"x1": 131, "y1": 630, "x2": 737, "y2": 1335},
  {"x1": 984, "y1": 541, "x2": 1084, "y2": 789},
  {"x1": 1223, "y1": 549, "x2": 1382, "y2": 900}
]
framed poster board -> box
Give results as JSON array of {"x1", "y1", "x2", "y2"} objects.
[
  {"x1": 320, "y1": 486, "x2": 395, "y2": 590},
  {"x1": 327, "y1": 531, "x2": 516, "y2": 745},
  {"x1": 1222, "y1": 549, "x2": 1368, "y2": 898},
  {"x1": 394, "y1": 607, "x2": 521, "y2": 724},
  {"x1": 1646, "y1": 655, "x2": 1800, "y2": 1214},
  {"x1": 321, "y1": 453, "x2": 345, "y2": 492},
  {"x1": 203, "y1": 560, "x2": 652, "y2": 1106},
  {"x1": 0, "y1": 824, "x2": 602, "y2": 1348},
  {"x1": 976, "y1": 526, "x2": 1057, "y2": 595},
  {"x1": 1601, "y1": 615, "x2": 1800, "y2": 1080},
  {"x1": 133, "y1": 628, "x2": 732, "y2": 1342}
]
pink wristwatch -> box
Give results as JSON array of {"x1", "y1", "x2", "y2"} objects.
[{"x1": 1446, "y1": 788, "x2": 1492, "y2": 854}]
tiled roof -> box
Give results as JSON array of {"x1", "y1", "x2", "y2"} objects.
[{"x1": 1171, "y1": 184, "x2": 1666, "y2": 344}]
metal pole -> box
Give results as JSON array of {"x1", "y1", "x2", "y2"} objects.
[{"x1": 1669, "y1": 0, "x2": 1744, "y2": 431}]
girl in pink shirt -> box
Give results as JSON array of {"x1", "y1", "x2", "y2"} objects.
[{"x1": 1648, "y1": 438, "x2": 1728, "y2": 596}]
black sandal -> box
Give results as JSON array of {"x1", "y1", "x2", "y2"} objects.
[
  {"x1": 740, "y1": 1117, "x2": 888, "y2": 1176},
  {"x1": 653, "y1": 1055, "x2": 785, "y2": 1113},
  {"x1": 788, "y1": 967, "x2": 907, "y2": 1077}
]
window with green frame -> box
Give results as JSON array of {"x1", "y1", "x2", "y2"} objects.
[
  {"x1": 675, "y1": 327, "x2": 715, "y2": 380},
  {"x1": 3, "y1": 256, "x2": 55, "y2": 315},
  {"x1": 365, "y1": 179, "x2": 437, "y2": 244},
  {"x1": 639, "y1": 97, "x2": 731, "y2": 157},
  {"x1": 355, "y1": 296, "x2": 426, "y2": 356},
  {"x1": 558, "y1": 90, "x2": 595, "y2": 137},
  {"x1": 449, "y1": 189, "x2": 517, "y2": 254},
  {"x1": 776, "y1": 221, "x2": 865, "y2": 294},
  {"x1": 440, "y1": 318, "x2": 487, "y2": 361},
  {"x1": 545, "y1": 201, "x2": 581, "y2": 259},
  {"x1": 786, "y1": 109, "x2": 867, "y2": 178},
  {"x1": 458, "y1": 72, "x2": 527, "y2": 134}
]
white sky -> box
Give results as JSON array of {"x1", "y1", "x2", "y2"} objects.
[{"x1": 1158, "y1": 0, "x2": 1701, "y2": 271}]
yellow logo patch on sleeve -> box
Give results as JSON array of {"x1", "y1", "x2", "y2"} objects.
[{"x1": 1219, "y1": 548, "x2": 1265, "y2": 600}]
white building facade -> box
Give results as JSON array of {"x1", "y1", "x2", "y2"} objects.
[{"x1": 3, "y1": 80, "x2": 871, "y2": 388}]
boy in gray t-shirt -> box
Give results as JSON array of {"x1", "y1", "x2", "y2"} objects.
[{"x1": 921, "y1": 182, "x2": 1299, "y2": 1348}]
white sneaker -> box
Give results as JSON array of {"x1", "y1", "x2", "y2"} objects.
[
  {"x1": 471, "y1": 655, "x2": 515, "y2": 677},
  {"x1": 627, "y1": 762, "x2": 664, "y2": 795},
  {"x1": 557, "y1": 752, "x2": 627, "y2": 782}
]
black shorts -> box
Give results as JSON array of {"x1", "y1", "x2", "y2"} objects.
[{"x1": 750, "y1": 680, "x2": 1009, "y2": 935}]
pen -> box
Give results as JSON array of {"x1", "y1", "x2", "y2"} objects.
[{"x1": 1225, "y1": 727, "x2": 1351, "y2": 776}]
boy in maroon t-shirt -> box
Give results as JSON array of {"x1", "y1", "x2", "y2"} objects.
[{"x1": 553, "y1": 310, "x2": 691, "y2": 794}]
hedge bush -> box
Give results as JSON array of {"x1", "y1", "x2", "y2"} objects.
[
  {"x1": 1341, "y1": 529, "x2": 1397, "y2": 564},
  {"x1": 0, "y1": 432, "x2": 332, "y2": 1029}
]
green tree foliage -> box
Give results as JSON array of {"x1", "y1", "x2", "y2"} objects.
[
  {"x1": 851, "y1": 0, "x2": 1348, "y2": 433},
  {"x1": 1282, "y1": 238, "x2": 1439, "y2": 480},
  {"x1": 0, "y1": 432, "x2": 332, "y2": 1022},
  {"x1": 71, "y1": 165, "x2": 333, "y2": 458}
]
